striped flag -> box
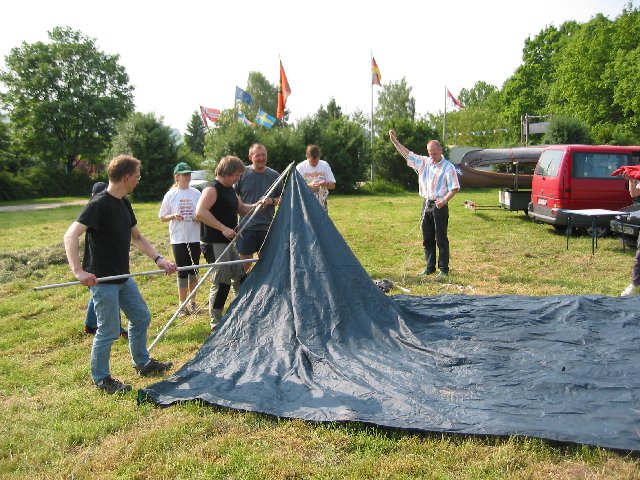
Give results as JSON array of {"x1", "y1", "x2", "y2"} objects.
[
  {"x1": 276, "y1": 61, "x2": 291, "y2": 120},
  {"x1": 199, "y1": 106, "x2": 220, "y2": 127},
  {"x1": 372, "y1": 57, "x2": 382, "y2": 86},
  {"x1": 237, "y1": 111, "x2": 255, "y2": 127},
  {"x1": 447, "y1": 89, "x2": 463, "y2": 109},
  {"x1": 255, "y1": 108, "x2": 276, "y2": 129}
]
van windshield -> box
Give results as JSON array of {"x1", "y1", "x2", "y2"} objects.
[
  {"x1": 534, "y1": 150, "x2": 563, "y2": 177},
  {"x1": 572, "y1": 153, "x2": 630, "y2": 179}
]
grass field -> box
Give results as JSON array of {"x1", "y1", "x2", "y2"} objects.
[{"x1": 0, "y1": 188, "x2": 638, "y2": 479}]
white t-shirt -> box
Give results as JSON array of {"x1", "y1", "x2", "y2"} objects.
[
  {"x1": 296, "y1": 160, "x2": 336, "y2": 207},
  {"x1": 158, "y1": 186, "x2": 202, "y2": 244}
]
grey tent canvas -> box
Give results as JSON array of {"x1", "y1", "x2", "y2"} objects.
[{"x1": 141, "y1": 170, "x2": 640, "y2": 452}]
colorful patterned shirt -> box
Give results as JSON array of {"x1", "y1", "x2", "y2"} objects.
[{"x1": 407, "y1": 152, "x2": 460, "y2": 200}]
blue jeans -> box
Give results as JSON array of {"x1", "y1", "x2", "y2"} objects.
[
  {"x1": 85, "y1": 297, "x2": 126, "y2": 334},
  {"x1": 89, "y1": 278, "x2": 151, "y2": 383}
]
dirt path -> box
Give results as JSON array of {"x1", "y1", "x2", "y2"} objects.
[{"x1": 0, "y1": 199, "x2": 87, "y2": 212}]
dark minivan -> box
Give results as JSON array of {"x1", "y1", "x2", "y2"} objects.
[{"x1": 528, "y1": 145, "x2": 640, "y2": 230}]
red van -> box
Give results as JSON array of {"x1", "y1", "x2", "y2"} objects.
[{"x1": 527, "y1": 145, "x2": 640, "y2": 230}]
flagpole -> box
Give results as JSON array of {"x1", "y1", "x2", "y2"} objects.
[
  {"x1": 370, "y1": 53, "x2": 374, "y2": 183},
  {"x1": 443, "y1": 86, "x2": 447, "y2": 148}
]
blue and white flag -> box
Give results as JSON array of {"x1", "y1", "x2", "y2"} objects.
[
  {"x1": 255, "y1": 109, "x2": 276, "y2": 129},
  {"x1": 235, "y1": 86, "x2": 253, "y2": 105},
  {"x1": 237, "y1": 111, "x2": 255, "y2": 127}
]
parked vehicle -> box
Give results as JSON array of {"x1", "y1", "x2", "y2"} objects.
[
  {"x1": 610, "y1": 204, "x2": 640, "y2": 248},
  {"x1": 189, "y1": 170, "x2": 209, "y2": 190},
  {"x1": 528, "y1": 145, "x2": 640, "y2": 233}
]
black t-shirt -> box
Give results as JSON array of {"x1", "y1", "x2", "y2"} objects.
[
  {"x1": 77, "y1": 191, "x2": 137, "y2": 282},
  {"x1": 200, "y1": 181, "x2": 238, "y2": 244}
]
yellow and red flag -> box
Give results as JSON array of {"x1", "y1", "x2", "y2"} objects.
[
  {"x1": 276, "y1": 61, "x2": 291, "y2": 120},
  {"x1": 371, "y1": 57, "x2": 382, "y2": 86}
]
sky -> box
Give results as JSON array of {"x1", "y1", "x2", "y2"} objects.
[{"x1": 0, "y1": 0, "x2": 633, "y2": 133}]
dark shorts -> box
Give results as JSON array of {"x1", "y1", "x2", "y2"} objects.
[
  {"x1": 171, "y1": 242, "x2": 200, "y2": 278},
  {"x1": 236, "y1": 230, "x2": 268, "y2": 255}
]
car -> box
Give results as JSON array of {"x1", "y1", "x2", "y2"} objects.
[
  {"x1": 189, "y1": 170, "x2": 210, "y2": 190},
  {"x1": 609, "y1": 204, "x2": 640, "y2": 249},
  {"x1": 528, "y1": 144, "x2": 640, "y2": 231}
]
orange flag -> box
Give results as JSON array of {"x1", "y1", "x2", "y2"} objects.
[
  {"x1": 372, "y1": 57, "x2": 382, "y2": 86},
  {"x1": 276, "y1": 60, "x2": 291, "y2": 120}
]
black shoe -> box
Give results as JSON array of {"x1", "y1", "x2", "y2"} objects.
[
  {"x1": 419, "y1": 268, "x2": 436, "y2": 275},
  {"x1": 84, "y1": 325, "x2": 97, "y2": 335},
  {"x1": 135, "y1": 358, "x2": 173, "y2": 376},
  {"x1": 119, "y1": 330, "x2": 128, "y2": 340},
  {"x1": 95, "y1": 376, "x2": 132, "y2": 394}
]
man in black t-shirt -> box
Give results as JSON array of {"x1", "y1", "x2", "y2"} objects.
[{"x1": 64, "y1": 155, "x2": 177, "y2": 394}]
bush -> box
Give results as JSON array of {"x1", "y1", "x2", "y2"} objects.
[
  {"x1": 0, "y1": 170, "x2": 38, "y2": 200},
  {"x1": 0, "y1": 167, "x2": 95, "y2": 201}
]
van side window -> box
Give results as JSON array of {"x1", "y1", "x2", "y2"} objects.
[
  {"x1": 534, "y1": 150, "x2": 563, "y2": 177},
  {"x1": 572, "y1": 153, "x2": 631, "y2": 179}
]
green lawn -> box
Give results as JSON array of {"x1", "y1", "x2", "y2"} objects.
[{"x1": 0, "y1": 189, "x2": 638, "y2": 479}]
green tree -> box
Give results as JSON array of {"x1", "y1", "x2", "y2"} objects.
[
  {"x1": 315, "y1": 98, "x2": 343, "y2": 121},
  {"x1": 0, "y1": 26, "x2": 134, "y2": 172},
  {"x1": 372, "y1": 118, "x2": 437, "y2": 189},
  {"x1": 246, "y1": 71, "x2": 279, "y2": 120},
  {"x1": 458, "y1": 81, "x2": 498, "y2": 108},
  {"x1": 445, "y1": 107, "x2": 512, "y2": 148},
  {"x1": 297, "y1": 107, "x2": 368, "y2": 192},
  {"x1": 548, "y1": 15, "x2": 618, "y2": 141},
  {"x1": 205, "y1": 121, "x2": 259, "y2": 167},
  {"x1": 107, "y1": 112, "x2": 179, "y2": 200},
  {"x1": 542, "y1": 115, "x2": 592, "y2": 144},
  {"x1": 203, "y1": 113, "x2": 302, "y2": 178},
  {"x1": 603, "y1": 5, "x2": 640, "y2": 143},
  {"x1": 441, "y1": 82, "x2": 512, "y2": 149},
  {"x1": 500, "y1": 22, "x2": 578, "y2": 141},
  {"x1": 0, "y1": 117, "x2": 12, "y2": 171},
  {"x1": 375, "y1": 77, "x2": 416, "y2": 126},
  {"x1": 184, "y1": 110, "x2": 206, "y2": 156}
]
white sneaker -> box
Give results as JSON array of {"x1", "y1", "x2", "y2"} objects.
[{"x1": 621, "y1": 283, "x2": 639, "y2": 296}]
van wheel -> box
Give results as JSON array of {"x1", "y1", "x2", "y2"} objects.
[
  {"x1": 586, "y1": 225, "x2": 609, "y2": 238},
  {"x1": 553, "y1": 225, "x2": 576, "y2": 235},
  {"x1": 622, "y1": 235, "x2": 638, "y2": 249}
]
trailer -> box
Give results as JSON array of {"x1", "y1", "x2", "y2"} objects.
[{"x1": 499, "y1": 188, "x2": 531, "y2": 214}]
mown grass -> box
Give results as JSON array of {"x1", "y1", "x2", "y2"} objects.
[{"x1": 0, "y1": 188, "x2": 638, "y2": 479}]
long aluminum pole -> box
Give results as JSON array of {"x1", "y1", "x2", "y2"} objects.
[
  {"x1": 33, "y1": 259, "x2": 258, "y2": 291},
  {"x1": 148, "y1": 161, "x2": 295, "y2": 351}
]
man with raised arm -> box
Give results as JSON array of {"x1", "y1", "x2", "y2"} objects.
[{"x1": 388, "y1": 131, "x2": 460, "y2": 277}]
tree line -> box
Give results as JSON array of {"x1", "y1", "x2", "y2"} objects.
[{"x1": 0, "y1": 4, "x2": 638, "y2": 200}]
